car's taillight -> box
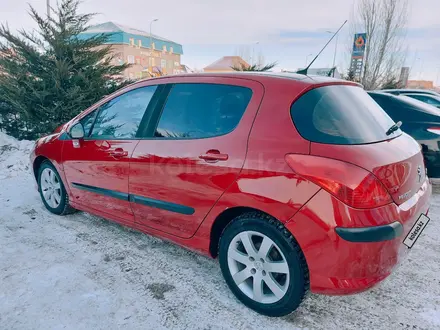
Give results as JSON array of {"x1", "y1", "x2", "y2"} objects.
[
  {"x1": 285, "y1": 154, "x2": 392, "y2": 209},
  {"x1": 427, "y1": 127, "x2": 440, "y2": 135}
]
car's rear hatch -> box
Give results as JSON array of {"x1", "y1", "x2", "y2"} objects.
[
  {"x1": 290, "y1": 84, "x2": 426, "y2": 205},
  {"x1": 310, "y1": 134, "x2": 425, "y2": 205}
]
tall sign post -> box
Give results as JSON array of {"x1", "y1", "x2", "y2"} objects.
[
  {"x1": 350, "y1": 33, "x2": 367, "y2": 81},
  {"x1": 399, "y1": 67, "x2": 410, "y2": 88}
]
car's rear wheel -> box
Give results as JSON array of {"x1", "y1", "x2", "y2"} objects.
[
  {"x1": 219, "y1": 212, "x2": 309, "y2": 317},
  {"x1": 38, "y1": 161, "x2": 75, "y2": 215}
]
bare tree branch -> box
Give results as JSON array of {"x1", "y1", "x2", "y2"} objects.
[{"x1": 350, "y1": 0, "x2": 408, "y2": 90}]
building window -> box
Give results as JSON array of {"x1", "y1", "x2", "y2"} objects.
[
  {"x1": 127, "y1": 55, "x2": 135, "y2": 64},
  {"x1": 170, "y1": 47, "x2": 173, "y2": 54},
  {"x1": 162, "y1": 45, "x2": 167, "y2": 52},
  {"x1": 161, "y1": 59, "x2": 166, "y2": 68},
  {"x1": 129, "y1": 38, "x2": 134, "y2": 46},
  {"x1": 151, "y1": 57, "x2": 156, "y2": 66},
  {"x1": 138, "y1": 40, "x2": 142, "y2": 48}
]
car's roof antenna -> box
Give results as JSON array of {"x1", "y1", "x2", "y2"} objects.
[{"x1": 297, "y1": 20, "x2": 348, "y2": 76}]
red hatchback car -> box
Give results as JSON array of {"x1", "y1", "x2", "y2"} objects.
[{"x1": 31, "y1": 72, "x2": 431, "y2": 316}]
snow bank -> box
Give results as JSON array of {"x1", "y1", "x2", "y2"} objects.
[{"x1": 0, "y1": 132, "x2": 35, "y2": 180}]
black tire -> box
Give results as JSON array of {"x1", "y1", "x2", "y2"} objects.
[
  {"x1": 219, "y1": 212, "x2": 309, "y2": 317},
  {"x1": 37, "y1": 160, "x2": 76, "y2": 215}
]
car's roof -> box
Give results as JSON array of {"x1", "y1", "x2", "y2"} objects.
[
  {"x1": 381, "y1": 88, "x2": 440, "y2": 96},
  {"x1": 403, "y1": 93, "x2": 440, "y2": 100},
  {"x1": 136, "y1": 71, "x2": 358, "y2": 87},
  {"x1": 368, "y1": 91, "x2": 440, "y2": 115}
]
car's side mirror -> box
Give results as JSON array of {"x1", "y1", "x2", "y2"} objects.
[{"x1": 69, "y1": 122, "x2": 85, "y2": 139}]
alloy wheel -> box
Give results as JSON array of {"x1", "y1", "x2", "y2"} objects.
[
  {"x1": 227, "y1": 230, "x2": 290, "y2": 304},
  {"x1": 40, "y1": 168, "x2": 62, "y2": 209}
]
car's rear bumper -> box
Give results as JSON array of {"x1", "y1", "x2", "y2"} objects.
[
  {"x1": 285, "y1": 179, "x2": 431, "y2": 295},
  {"x1": 334, "y1": 221, "x2": 403, "y2": 243}
]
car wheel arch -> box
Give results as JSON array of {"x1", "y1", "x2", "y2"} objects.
[
  {"x1": 209, "y1": 206, "x2": 291, "y2": 258},
  {"x1": 33, "y1": 155, "x2": 50, "y2": 181}
]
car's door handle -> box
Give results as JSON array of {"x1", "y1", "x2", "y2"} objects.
[
  {"x1": 199, "y1": 150, "x2": 229, "y2": 162},
  {"x1": 110, "y1": 148, "x2": 128, "y2": 158}
]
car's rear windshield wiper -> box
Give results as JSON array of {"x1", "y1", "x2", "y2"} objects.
[{"x1": 386, "y1": 121, "x2": 402, "y2": 136}]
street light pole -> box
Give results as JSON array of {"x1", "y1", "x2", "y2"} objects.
[
  {"x1": 149, "y1": 18, "x2": 158, "y2": 71},
  {"x1": 417, "y1": 58, "x2": 424, "y2": 81},
  {"x1": 305, "y1": 53, "x2": 313, "y2": 67},
  {"x1": 252, "y1": 41, "x2": 259, "y2": 66},
  {"x1": 327, "y1": 30, "x2": 338, "y2": 76},
  {"x1": 149, "y1": 18, "x2": 158, "y2": 49},
  {"x1": 47, "y1": 0, "x2": 50, "y2": 19},
  {"x1": 436, "y1": 67, "x2": 440, "y2": 87},
  {"x1": 333, "y1": 34, "x2": 338, "y2": 68}
]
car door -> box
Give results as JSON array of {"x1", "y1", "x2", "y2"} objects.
[
  {"x1": 129, "y1": 77, "x2": 264, "y2": 238},
  {"x1": 62, "y1": 85, "x2": 159, "y2": 225}
]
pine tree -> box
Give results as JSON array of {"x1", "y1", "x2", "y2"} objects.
[
  {"x1": 381, "y1": 76, "x2": 401, "y2": 90},
  {"x1": 231, "y1": 62, "x2": 277, "y2": 72},
  {"x1": 0, "y1": 0, "x2": 130, "y2": 140},
  {"x1": 345, "y1": 68, "x2": 356, "y2": 82}
]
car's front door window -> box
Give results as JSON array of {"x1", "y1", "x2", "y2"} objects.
[
  {"x1": 79, "y1": 109, "x2": 98, "y2": 137},
  {"x1": 90, "y1": 86, "x2": 157, "y2": 139}
]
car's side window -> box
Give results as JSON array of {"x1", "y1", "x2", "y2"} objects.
[
  {"x1": 417, "y1": 95, "x2": 428, "y2": 102},
  {"x1": 90, "y1": 86, "x2": 157, "y2": 139},
  {"x1": 79, "y1": 110, "x2": 99, "y2": 137},
  {"x1": 426, "y1": 97, "x2": 440, "y2": 106},
  {"x1": 154, "y1": 83, "x2": 252, "y2": 139}
]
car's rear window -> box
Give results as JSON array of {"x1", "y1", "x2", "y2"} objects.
[{"x1": 290, "y1": 85, "x2": 401, "y2": 145}]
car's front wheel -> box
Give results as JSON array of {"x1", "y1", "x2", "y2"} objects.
[
  {"x1": 38, "y1": 161, "x2": 75, "y2": 215},
  {"x1": 219, "y1": 212, "x2": 309, "y2": 317}
]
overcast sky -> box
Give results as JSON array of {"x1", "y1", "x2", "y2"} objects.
[{"x1": 1, "y1": 0, "x2": 439, "y2": 84}]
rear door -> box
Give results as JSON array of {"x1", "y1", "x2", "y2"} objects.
[
  {"x1": 129, "y1": 77, "x2": 264, "y2": 238},
  {"x1": 62, "y1": 86, "x2": 158, "y2": 225},
  {"x1": 290, "y1": 85, "x2": 425, "y2": 205}
]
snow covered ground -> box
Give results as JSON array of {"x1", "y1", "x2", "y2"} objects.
[{"x1": 1, "y1": 132, "x2": 439, "y2": 330}]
